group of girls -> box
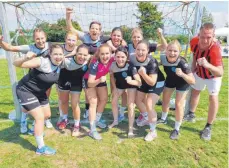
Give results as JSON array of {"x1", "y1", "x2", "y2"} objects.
[{"x1": 0, "y1": 7, "x2": 196, "y2": 155}]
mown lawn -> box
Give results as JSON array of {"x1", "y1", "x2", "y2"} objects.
[{"x1": 0, "y1": 58, "x2": 228, "y2": 168}]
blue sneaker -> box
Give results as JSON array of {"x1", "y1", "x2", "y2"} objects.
[
  {"x1": 20, "y1": 121, "x2": 28, "y2": 134},
  {"x1": 89, "y1": 131, "x2": 102, "y2": 140},
  {"x1": 36, "y1": 146, "x2": 56, "y2": 155},
  {"x1": 118, "y1": 115, "x2": 126, "y2": 123},
  {"x1": 28, "y1": 129, "x2": 34, "y2": 136},
  {"x1": 96, "y1": 119, "x2": 107, "y2": 129}
]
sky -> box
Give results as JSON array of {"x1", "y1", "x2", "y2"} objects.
[{"x1": 1, "y1": 1, "x2": 228, "y2": 33}]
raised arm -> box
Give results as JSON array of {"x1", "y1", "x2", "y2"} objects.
[
  {"x1": 0, "y1": 35, "x2": 21, "y2": 52},
  {"x1": 156, "y1": 28, "x2": 167, "y2": 52},
  {"x1": 66, "y1": 8, "x2": 78, "y2": 36}
]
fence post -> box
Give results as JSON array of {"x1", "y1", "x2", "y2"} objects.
[{"x1": 0, "y1": 2, "x2": 21, "y2": 121}]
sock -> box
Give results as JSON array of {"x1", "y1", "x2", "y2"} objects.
[
  {"x1": 143, "y1": 112, "x2": 148, "y2": 120},
  {"x1": 74, "y1": 120, "x2": 80, "y2": 126},
  {"x1": 21, "y1": 112, "x2": 27, "y2": 123},
  {"x1": 149, "y1": 122, "x2": 157, "y2": 132},
  {"x1": 119, "y1": 106, "x2": 126, "y2": 116},
  {"x1": 205, "y1": 123, "x2": 212, "y2": 129},
  {"x1": 175, "y1": 121, "x2": 182, "y2": 131},
  {"x1": 62, "y1": 114, "x2": 68, "y2": 120},
  {"x1": 35, "y1": 135, "x2": 45, "y2": 149},
  {"x1": 161, "y1": 112, "x2": 168, "y2": 120},
  {"x1": 85, "y1": 103, "x2": 90, "y2": 110},
  {"x1": 96, "y1": 112, "x2": 102, "y2": 122},
  {"x1": 90, "y1": 121, "x2": 96, "y2": 132}
]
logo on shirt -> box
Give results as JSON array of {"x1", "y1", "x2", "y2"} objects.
[
  {"x1": 122, "y1": 72, "x2": 128, "y2": 78},
  {"x1": 184, "y1": 63, "x2": 189, "y2": 68},
  {"x1": 171, "y1": 67, "x2": 176, "y2": 72},
  {"x1": 82, "y1": 65, "x2": 88, "y2": 71}
]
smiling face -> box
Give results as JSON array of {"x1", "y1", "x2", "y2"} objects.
[
  {"x1": 166, "y1": 44, "x2": 180, "y2": 63},
  {"x1": 98, "y1": 46, "x2": 111, "y2": 65},
  {"x1": 132, "y1": 32, "x2": 143, "y2": 48},
  {"x1": 50, "y1": 47, "x2": 64, "y2": 66},
  {"x1": 115, "y1": 51, "x2": 127, "y2": 67},
  {"x1": 135, "y1": 42, "x2": 149, "y2": 62},
  {"x1": 111, "y1": 30, "x2": 123, "y2": 47},
  {"x1": 198, "y1": 28, "x2": 215, "y2": 50},
  {"x1": 65, "y1": 34, "x2": 77, "y2": 49},
  {"x1": 89, "y1": 23, "x2": 101, "y2": 41},
  {"x1": 33, "y1": 31, "x2": 47, "y2": 49},
  {"x1": 75, "y1": 47, "x2": 89, "y2": 65}
]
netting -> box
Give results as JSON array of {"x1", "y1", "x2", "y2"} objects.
[{"x1": 8, "y1": 2, "x2": 198, "y2": 38}]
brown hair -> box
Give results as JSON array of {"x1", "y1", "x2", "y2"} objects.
[
  {"x1": 200, "y1": 22, "x2": 215, "y2": 31},
  {"x1": 49, "y1": 44, "x2": 64, "y2": 54},
  {"x1": 94, "y1": 44, "x2": 112, "y2": 59},
  {"x1": 131, "y1": 27, "x2": 143, "y2": 37},
  {"x1": 33, "y1": 27, "x2": 47, "y2": 39},
  {"x1": 89, "y1": 21, "x2": 102, "y2": 31}
]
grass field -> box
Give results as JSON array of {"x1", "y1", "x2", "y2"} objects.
[{"x1": 0, "y1": 58, "x2": 228, "y2": 168}]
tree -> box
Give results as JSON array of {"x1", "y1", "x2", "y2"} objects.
[
  {"x1": 135, "y1": 2, "x2": 163, "y2": 40},
  {"x1": 37, "y1": 18, "x2": 81, "y2": 42},
  {"x1": 120, "y1": 25, "x2": 132, "y2": 44},
  {"x1": 201, "y1": 7, "x2": 214, "y2": 24}
]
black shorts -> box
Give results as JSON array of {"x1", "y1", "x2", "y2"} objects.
[
  {"x1": 152, "y1": 81, "x2": 165, "y2": 96},
  {"x1": 165, "y1": 79, "x2": 189, "y2": 91},
  {"x1": 82, "y1": 78, "x2": 107, "y2": 89},
  {"x1": 137, "y1": 84, "x2": 155, "y2": 93},
  {"x1": 58, "y1": 79, "x2": 82, "y2": 93},
  {"x1": 16, "y1": 86, "x2": 49, "y2": 111}
]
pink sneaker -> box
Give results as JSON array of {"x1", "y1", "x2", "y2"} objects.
[
  {"x1": 137, "y1": 117, "x2": 149, "y2": 127},
  {"x1": 136, "y1": 113, "x2": 144, "y2": 125}
]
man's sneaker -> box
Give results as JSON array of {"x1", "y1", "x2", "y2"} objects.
[
  {"x1": 72, "y1": 124, "x2": 80, "y2": 137},
  {"x1": 157, "y1": 118, "x2": 167, "y2": 125},
  {"x1": 137, "y1": 117, "x2": 149, "y2": 127},
  {"x1": 45, "y1": 119, "x2": 53, "y2": 128},
  {"x1": 200, "y1": 127, "x2": 211, "y2": 141},
  {"x1": 36, "y1": 146, "x2": 56, "y2": 155},
  {"x1": 183, "y1": 113, "x2": 196, "y2": 123},
  {"x1": 20, "y1": 121, "x2": 28, "y2": 134},
  {"x1": 136, "y1": 114, "x2": 144, "y2": 125},
  {"x1": 83, "y1": 109, "x2": 89, "y2": 119},
  {"x1": 28, "y1": 128, "x2": 34, "y2": 135},
  {"x1": 89, "y1": 131, "x2": 102, "y2": 140},
  {"x1": 170, "y1": 129, "x2": 179, "y2": 140},
  {"x1": 144, "y1": 130, "x2": 157, "y2": 141},
  {"x1": 96, "y1": 120, "x2": 107, "y2": 129},
  {"x1": 58, "y1": 119, "x2": 69, "y2": 130},
  {"x1": 118, "y1": 115, "x2": 126, "y2": 123}
]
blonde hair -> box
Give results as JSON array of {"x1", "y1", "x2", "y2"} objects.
[
  {"x1": 131, "y1": 28, "x2": 143, "y2": 37},
  {"x1": 94, "y1": 44, "x2": 112, "y2": 59},
  {"x1": 167, "y1": 40, "x2": 182, "y2": 52},
  {"x1": 65, "y1": 31, "x2": 78, "y2": 40}
]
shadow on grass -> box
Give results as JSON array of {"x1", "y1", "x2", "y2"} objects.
[{"x1": 0, "y1": 121, "x2": 36, "y2": 152}]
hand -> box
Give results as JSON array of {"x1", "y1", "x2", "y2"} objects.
[
  {"x1": 125, "y1": 76, "x2": 132, "y2": 84},
  {"x1": 121, "y1": 39, "x2": 127, "y2": 47},
  {"x1": 66, "y1": 7, "x2": 73, "y2": 15},
  {"x1": 100, "y1": 76, "x2": 106, "y2": 83},
  {"x1": 25, "y1": 51, "x2": 36, "y2": 60},
  {"x1": 138, "y1": 66, "x2": 146, "y2": 76},
  {"x1": 157, "y1": 28, "x2": 163, "y2": 36},
  {"x1": 197, "y1": 57, "x2": 211, "y2": 69},
  {"x1": 175, "y1": 68, "x2": 184, "y2": 77}
]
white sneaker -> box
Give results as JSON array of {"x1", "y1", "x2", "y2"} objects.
[
  {"x1": 137, "y1": 117, "x2": 149, "y2": 127},
  {"x1": 144, "y1": 130, "x2": 157, "y2": 141},
  {"x1": 45, "y1": 119, "x2": 53, "y2": 128},
  {"x1": 20, "y1": 121, "x2": 28, "y2": 134}
]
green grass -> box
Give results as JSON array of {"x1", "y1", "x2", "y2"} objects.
[{"x1": 0, "y1": 58, "x2": 228, "y2": 168}]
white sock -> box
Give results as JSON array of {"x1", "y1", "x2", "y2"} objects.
[
  {"x1": 175, "y1": 121, "x2": 182, "y2": 131},
  {"x1": 143, "y1": 112, "x2": 148, "y2": 120},
  {"x1": 62, "y1": 114, "x2": 68, "y2": 120},
  {"x1": 149, "y1": 122, "x2": 157, "y2": 132},
  {"x1": 35, "y1": 135, "x2": 45, "y2": 149},
  {"x1": 74, "y1": 120, "x2": 80, "y2": 126},
  {"x1": 96, "y1": 112, "x2": 102, "y2": 122},
  {"x1": 161, "y1": 112, "x2": 168, "y2": 120},
  {"x1": 21, "y1": 112, "x2": 27, "y2": 123},
  {"x1": 90, "y1": 121, "x2": 96, "y2": 132}
]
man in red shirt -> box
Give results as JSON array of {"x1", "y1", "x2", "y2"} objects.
[{"x1": 184, "y1": 23, "x2": 223, "y2": 140}]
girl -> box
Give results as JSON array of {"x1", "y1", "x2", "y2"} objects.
[
  {"x1": 14, "y1": 44, "x2": 64, "y2": 155},
  {"x1": 0, "y1": 28, "x2": 54, "y2": 133},
  {"x1": 108, "y1": 46, "x2": 141, "y2": 137},
  {"x1": 83, "y1": 44, "x2": 114, "y2": 140},
  {"x1": 57, "y1": 44, "x2": 90, "y2": 137},
  {"x1": 158, "y1": 40, "x2": 195, "y2": 140},
  {"x1": 130, "y1": 40, "x2": 165, "y2": 141}
]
